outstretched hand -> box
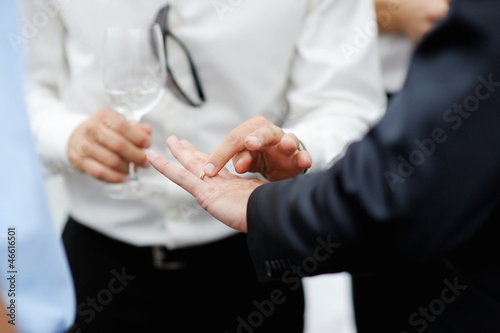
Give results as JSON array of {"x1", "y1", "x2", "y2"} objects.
[
  {"x1": 147, "y1": 136, "x2": 266, "y2": 233},
  {"x1": 201, "y1": 116, "x2": 312, "y2": 181}
]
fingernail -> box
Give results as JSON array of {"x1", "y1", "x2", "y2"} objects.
[
  {"x1": 143, "y1": 139, "x2": 152, "y2": 148},
  {"x1": 204, "y1": 163, "x2": 215, "y2": 175},
  {"x1": 247, "y1": 135, "x2": 261, "y2": 147},
  {"x1": 147, "y1": 150, "x2": 158, "y2": 160},
  {"x1": 121, "y1": 175, "x2": 128, "y2": 182},
  {"x1": 168, "y1": 136, "x2": 179, "y2": 144}
]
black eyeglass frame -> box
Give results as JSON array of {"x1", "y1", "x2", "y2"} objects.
[{"x1": 154, "y1": 4, "x2": 206, "y2": 107}]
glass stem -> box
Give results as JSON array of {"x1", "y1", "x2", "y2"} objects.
[
  {"x1": 128, "y1": 162, "x2": 138, "y2": 185},
  {"x1": 127, "y1": 115, "x2": 141, "y2": 186}
]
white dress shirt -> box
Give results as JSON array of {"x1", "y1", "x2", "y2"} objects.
[
  {"x1": 378, "y1": 33, "x2": 414, "y2": 94},
  {"x1": 25, "y1": 0, "x2": 386, "y2": 249}
]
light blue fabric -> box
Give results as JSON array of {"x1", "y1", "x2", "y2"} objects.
[{"x1": 0, "y1": 1, "x2": 76, "y2": 332}]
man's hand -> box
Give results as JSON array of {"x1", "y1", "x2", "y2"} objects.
[
  {"x1": 376, "y1": 0, "x2": 451, "y2": 43},
  {"x1": 202, "y1": 116, "x2": 312, "y2": 181},
  {"x1": 68, "y1": 109, "x2": 152, "y2": 183},
  {"x1": 148, "y1": 136, "x2": 266, "y2": 233}
]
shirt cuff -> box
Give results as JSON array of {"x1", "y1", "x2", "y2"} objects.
[{"x1": 37, "y1": 111, "x2": 88, "y2": 168}]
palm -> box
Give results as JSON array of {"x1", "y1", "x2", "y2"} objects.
[
  {"x1": 195, "y1": 170, "x2": 265, "y2": 232},
  {"x1": 147, "y1": 137, "x2": 266, "y2": 233}
]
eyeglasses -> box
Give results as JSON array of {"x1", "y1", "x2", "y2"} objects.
[{"x1": 154, "y1": 4, "x2": 206, "y2": 107}]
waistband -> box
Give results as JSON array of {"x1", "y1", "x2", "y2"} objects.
[{"x1": 64, "y1": 216, "x2": 246, "y2": 271}]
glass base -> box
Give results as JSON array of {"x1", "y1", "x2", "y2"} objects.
[{"x1": 105, "y1": 181, "x2": 165, "y2": 200}]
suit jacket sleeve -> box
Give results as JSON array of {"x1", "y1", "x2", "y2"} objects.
[{"x1": 247, "y1": 0, "x2": 500, "y2": 282}]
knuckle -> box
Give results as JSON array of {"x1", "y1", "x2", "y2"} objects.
[
  {"x1": 116, "y1": 119, "x2": 132, "y2": 134},
  {"x1": 85, "y1": 125, "x2": 101, "y2": 141},
  {"x1": 178, "y1": 168, "x2": 192, "y2": 181},
  {"x1": 100, "y1": 114, "x2": 118, "y2": 131},
  {"x1": 77, "y1": 140, "x2": 94, "y2": 156},
  {"x1": 194, "y1": 152, "x2": 207, "y2": 163},
  {"x1": 258, "y1": 127, "x2": 273, "y2": 139},
  {"x1": 252, "y1": 116, "x2": 267, "y2": 124},
  {"x1": 269, "y1": 122, "x2": 282, "y2": 134},
  {"x1": 156, "y1": 159, "x2": 170, "y2": 173},
  {"x1": 213, "y1": 150, "x2": 227, "y2": 164},
  {"x1": 224, "y1": 133, "x2": 241, "y2": 147}
]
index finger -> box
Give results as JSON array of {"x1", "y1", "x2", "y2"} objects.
[{"x1": 203, "y1": 117, "x2": 282, "y2": 177}]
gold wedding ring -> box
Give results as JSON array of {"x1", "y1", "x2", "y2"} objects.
[{"x1": 199, "y1": 171, "x2": 206, "y2": 180}]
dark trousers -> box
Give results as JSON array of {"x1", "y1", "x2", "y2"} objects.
[{"x1": 63, "y1": 217, "x2": 304, "y2": 333}]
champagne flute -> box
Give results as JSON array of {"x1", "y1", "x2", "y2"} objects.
[{"x1": 102, "y1": 24, "x2": 166, "y2": 200}]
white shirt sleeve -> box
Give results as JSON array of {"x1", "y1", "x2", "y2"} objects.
[
  {"x1": 283, "y1": 0, "x2": 387, "y2": 173},
  {"x1": 378, "y1": 33, "x2": 414, "y2": 94},
  {"x1": 24, "y1": 0, "x2": 88, "y2": 174}
]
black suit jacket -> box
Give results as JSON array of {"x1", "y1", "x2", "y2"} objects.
[{"x1": 247, "y1": 0, "x2": 500, "y2": 332}]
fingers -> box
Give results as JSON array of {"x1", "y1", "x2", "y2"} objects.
[
  {"x1": 244, "y1": 126, "x2": 283, "y2": 151},
  {"x1": 148, "y1": 147, "x2": 256, "y2": 234},
  {"x1": 297, "y1": 150, "x2": 313, "y2": 170},
  {"x1": 166, "y1": 136, "x2": 209, "y2": 173},
  {"x1": 97, "y1": 125, "x2": 149, "y2": 167},
  {"x1": 68, "y1": 139, "x2": 129, "y2": 182},
  {"x1": 233, "y1": 131, "x2": 297, "y2": 174},
  {"x1": 147, "y1": 150, "x2": 202, "y2": 198},
  {"x1": 278, "y1": 133, "x2": 301, "y2": 156},
  {"x1": 99, "y1": 110, "x2": 152, "y2": 149},
  {"x1": 78, "y1": 158, "x2": 128, "y2": 183},
  {"x1": 90, "y1": 144, "x2": 129, "y2": 174},
  {"x1": 202, "y1": 116, "x2": 310, "y2": 180},
  {"x1": 203, "y1": 122, "x2": 255, "y2": 177},
  {"x1": 204, "y1": 116, "x2": 283, "y2": 177},
  {"x1": 279, "y1": 134, "x2": 312, "y2": 171},
  {"x1": 233, "y1": 150, "x2": 255, "y2": 174}
]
